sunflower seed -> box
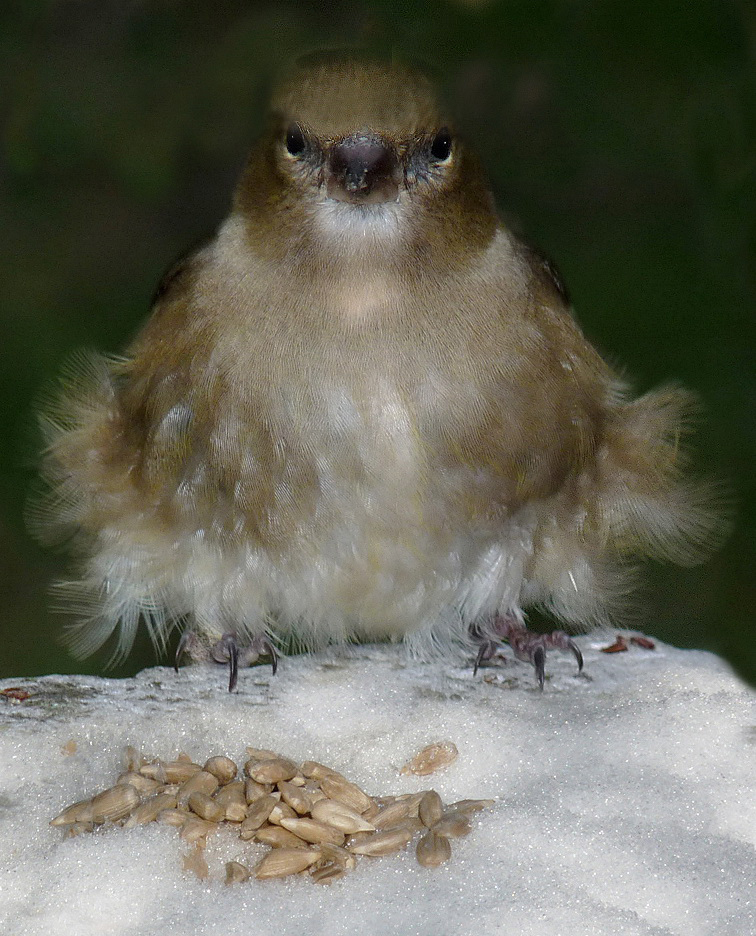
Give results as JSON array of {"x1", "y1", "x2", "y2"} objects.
[
  {"x1": 431, "y1": 811, "x2": 471, "y2": 838},
  {"x1": 116, "y1": 772, "x2": 161, "y2": 795},
  {"x1": 446, "y1": 798, "x2": 495, "y2": 815},
  {"x1": 157, "y1": 808, "x2": 189, "y2": 827},
  {"x1": 300, "y1": 760, "x2": 338, "y2": 781},
  {"x1": 177, "y1": 770, "x2": 220, "y2": 807},
  {"x1": 279, "y1": 817, "x2": 346, "y2": 846},
  {"x1": 416, "y1": 830, "x2": 452, "y2": 867},
  {"x1": 187, "y1": 791, "x2": 225, "y2": 823},
  {"x1": 418, "y1": 790, "x2": 444, "y2": 829},
  {"x1": 278, "y1": 780, "x2": 311, "y2": 815},
  {"x1": 225, "y1": 860, "x2": 251, "y2": 884},
  {"x1": 311, "y1": 799, "x2": 376, "y2": 834},
  {"x1": 50, "y1": 799, "x2": 94, "y2": 827},
  {"x1": 203, "y1": 756, "x2": 237, "y2": 785},
  {"x1": 90, "y1": 784, "x2": 141, "y2": 823},
  {"x1": 318, "y1": 842, "x2": 357, "y2": 870},
  {"x1": 123, "y1": 792, "x2": 178, "y2": 827},
  {"x1": 183, "y1": 845, "x2": 209, "y2": 879},
  {"x1": 139, "y1": 760, "x2": 202, "y2": 783},
  {"x1": 254, "y1": 848, "x2": 322, "y2": 879},
  {"x1": 123, "y1": 745, "x2": 144, "y2": 772},
  {"x1": 370, "y1": 799, "x2": 414, "y2": 830},
  {"x1": 179, "y1": 816, "x2": 217, "y2": 845},
  {"x1": 310, "y1": 863, "x2": 346, "y2": 884},
  {"x1": 400, "y1": 741, "x2": 458, "y2": 776},
  {"x1": 319, "y1": 774, "x2": 373, "y2": 814},
  {"x1": 348, "y1": 825, "x2": 414, "y2": 857},
  {"x1": 268, "y1": 801, "x2": 297, "y2": 825},
  {"x1": 255, "y1": 825, "x2": 311, "y2": 848},
  {"x1": 239, "y1": 795, "x2": 277, "y2": 838},
  {"x1": 244, "y1": 778, "x2": 272, "y2": 803},
  {"x1": 245, "y1": 757, "x2": 299, "y2": 784},
  {"x1": 245, "y1": 747, "x2": 279, "y2": 760},
  {"x1": 214, "y1": 781, "x2": 248, "y2": 822}
]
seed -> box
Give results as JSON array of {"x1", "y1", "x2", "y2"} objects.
[
  {"x1": 278, "y1": 780, "x2": 311, "y2": 815},
  {"x1": 310, "y1": 863, "x2": 346, "y2": 884},
  {"x1": 187, "y1": 791, "x2": 225, "y2": 823},
  {"x1": 116, "y1": 772, "x2": 161, "y2": 795},
  {"x1": 244, "y1": 778, "x2": 272, "y2": 803},
  {"x1": 203, "y1": 756, "x2": 237, "y2": 785},
  {"x1": 361, "y1": 801, "x2": 381, "y2": 821},
  {"x1": 318, "y1": 842, "x2": 357, "y2": 870},
  {"x1": 123, "y1": 745, "x2": 144, "y2": 772},
  {"x1": 431, "y1": 811, "x2": 471, "y2": 838},
  {"x1": 225, "y1": 861, "x2": 251, "y2": 884},
  {"x1": 139, "y1": 760, "x2": 202, "y2": 783},
  {"x1": 400, "y1": 741, "x2": 458, "y2": 776},
  {"x1": 90, "y1": 784, "x2": 141, "y2": 823},
  {"x1": 183, "y1": 845, "x2": 209, "y2": 879},
  {"x1": 179, "y1": 816, "x2": 216, "y2": 845},
  {"x1": 255, "y1": 825, "x2": 310, "y2": 849},
  {"x1": 311, "y1": 799, "x2": 375, "y2": 834},
  {"x1": 50, "y1": 799, "x2": 94, "y2": 827},
  {"x1": 246, "y1": 757, "x2": 298, "y2": 784},
  {"x1": 279, "y1": 817, "x2": 346, "y2": 846},
  {"x1": 348, "y1": 826, "x2": 414, "y2": 857},
  {"x1": 446, "y1": 798, "x2": 495, "y2": 815},
  {"x1": 394, "y1": 792, "x2": 427, "y2": 816},
  {"x1": 244, "y1": 757, "x2": 297, "y2": 783},
  {"x1": 370, "y1": 800, "x2": 414, "y2": 830},
  {"x1": 268, "y1": 801, "x2": 297, "y2": 826},
  {"x1": 254, "y1": 848, "x2": 322, "y2": 879},
  {"x1": 418, "y1": 791, "x2": 444, "y2": 829},
  {"x1": 416, "y1": 831, "x2": 452, "y2": 868},
  {"x1": 239, "y1": 795, "x2": 277, "y2": 838},
  {"x1": 300, "y1": 760, "x2": 338, "y2": 781},
  {"x1": 319, "y1": 774, "x2": 373, "y2": 814},
  {"x1": 124, "y1": 792, "x2": 178, "y2": 827},
  {"x1": 158, "y1": 808, "x2": 189, "y2": 827},
  {"x1": 214, "y1": 781, "x2": 248, "y2": 822},
  {"x1": 177, "y1": 770, "x2": 219, "y2": 807},
  {"x1": 245, "y1": 747, "x2": 279, "y2": 760}
]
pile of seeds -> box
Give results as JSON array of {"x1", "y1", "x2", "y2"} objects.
[{"x1": 50, "y1": 746, "x2": 493, "y2": 883}]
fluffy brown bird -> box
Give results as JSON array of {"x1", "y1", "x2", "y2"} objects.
[{"x1": 35, "y1": 55, "x2": 724, "y2": 690}]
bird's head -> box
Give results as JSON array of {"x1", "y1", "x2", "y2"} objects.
[{"x1": 234, "y1": 54, "x2": 497, "y2": 272}]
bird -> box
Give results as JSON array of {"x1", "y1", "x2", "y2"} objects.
[{"x1": 33, "y1": 53, "x2": 725, "y2": 692}]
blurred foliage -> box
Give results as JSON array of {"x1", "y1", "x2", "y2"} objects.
[{"x1": 1, "y1": 0, "x2": 754, "y2": 684}]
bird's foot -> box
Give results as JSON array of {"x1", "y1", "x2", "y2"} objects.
[
  {"x1": 473, "y1": 614, "x2": 583, "y2": 690},
  {"x1": 175, "y1": 631, "x2": 278, "y2": 692}
]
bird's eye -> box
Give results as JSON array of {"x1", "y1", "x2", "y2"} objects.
[
  {"x1": 285, "y1": 123, "x2": 306, "y2": 156},
  {"x1": 430, "y1": 128, "x2": 452, "y2": 161}
]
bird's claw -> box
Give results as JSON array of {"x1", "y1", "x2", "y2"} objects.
[
  {"x1": 175, "y1": 631, "x2": 278, "y2": 691},
  {"x1": 211, "y1": 633, "x2": 278, "y2": 691},
  {"x1": 473, "y1": 614, "x2": 583, "y2": 689}
]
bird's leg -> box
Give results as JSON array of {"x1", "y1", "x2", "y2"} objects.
[
  {"x1": 473, "y1": 613, "x2": 583, "y2": 690},
  {"x1": 210, "y1": 633, "x2": 278, "y2": 692},
  {"x1": 175, "y1": 630, "x2": 277, "y2": 692}
]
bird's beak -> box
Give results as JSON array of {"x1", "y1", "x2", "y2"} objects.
[{"x1": 326, "y1": 134, "x2": 400, "y2": 205}]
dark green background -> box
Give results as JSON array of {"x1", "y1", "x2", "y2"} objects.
[{"x1": 2, "y1": 1, "x2": 754, "y2": 685}]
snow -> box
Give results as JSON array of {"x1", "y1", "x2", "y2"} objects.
[{"x1": 0, "y1": 634, "x2": 754, "y2": 936}]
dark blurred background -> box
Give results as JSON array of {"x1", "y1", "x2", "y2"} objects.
[{"x1": 2, "y1": 0, "x2": 754, "y2": 685}]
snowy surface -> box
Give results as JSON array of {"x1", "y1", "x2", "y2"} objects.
[{"x1": 0, "y1": 633, "x2": 754, "y2": 936}]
